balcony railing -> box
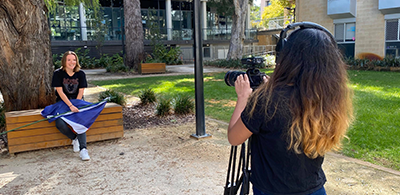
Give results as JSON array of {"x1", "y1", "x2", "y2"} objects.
[
  {"x1": 51, "y1": 27, "x2": 123, "y2": 41},
  {"x1": 259, "y1": 16, "x2": 294, "y2": 31},
  {"x1": 143, "y1": 27, "x2": 258, "y2": 41},
  {"x1": 51, "y1": 26, "x2": 258, "y2": 42}
]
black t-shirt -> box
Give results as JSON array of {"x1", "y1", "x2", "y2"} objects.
[
  {"x1": 241, "y1": 87, "x2": 326, "y2": 195},
  {"x1": 51, "y1": 69, "x2": 88, "y2": 102}
]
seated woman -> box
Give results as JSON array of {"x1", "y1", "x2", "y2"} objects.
[{"x1": 52, "y1": 51, "x2": 90, "y2": 161}]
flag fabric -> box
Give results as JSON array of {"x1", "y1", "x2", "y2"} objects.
[{"x1": 41, "y1": 99, "x2": 108, "y2": 134}]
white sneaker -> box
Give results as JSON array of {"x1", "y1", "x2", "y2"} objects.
[
  {"x1": 72, "y1": 138, "x2": 80, "y2": 153},
  {"x1": 80, "y1": 148, "x2": 90, "y2": 161}
]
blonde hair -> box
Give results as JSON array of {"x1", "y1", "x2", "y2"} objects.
[
  {"x1": 60, "y1": 51, "x2": 81, "y2": 72},
  {"x1": 248, "y1": 28, "x2": 353, "y2": 159}
]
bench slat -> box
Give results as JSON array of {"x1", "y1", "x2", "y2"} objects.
[
  {"x1": 8, "y1": 131, "x2": 124, "y2": 154},
  {"x1": 8, "y1": 125, "x2": 123, "y2": 145},
  {"x1": 7, "y1": 121, "x2": 122, "y2": 139}
]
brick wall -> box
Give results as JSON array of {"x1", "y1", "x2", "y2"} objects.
[
  {"x1": 355, "y1": 0, "x2": 385, "y2": 58},
  {"x1": 295, "y1": 0, "x2": 334, "y2": 32}
]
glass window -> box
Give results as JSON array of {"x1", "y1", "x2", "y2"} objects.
[
  {"x1": 182, "y1": 11, "x2": 192, "y2": 29},
  {"x1": 385, "y1": 20, "x2": 400, "y2": 58},
  {"x1": 345, "y1": 23, "x2": 355, "y2": 41},
  {"x1": 335, "y1": 22, "x2": 355, "y2": 43},
  {"x1": 204, "y1": 47, "x2": 211, "y2": 58},
  {"x1": 386, "y1": 19, "x2": 398, "y2": 41},
  {"x1": 335, "y1": 23, "x2": 344, "y2": 42}
]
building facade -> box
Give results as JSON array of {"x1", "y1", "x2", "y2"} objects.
[
  {"x1": 296, "y1": 0, "x2": 400, "y2": 59},
  {"x1": 49, "y1": 0, "x2": 258, "y2": 62}
]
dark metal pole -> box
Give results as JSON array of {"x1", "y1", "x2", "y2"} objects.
[
  {"x1": 121, "y1": 5, "x2": 125, "y2": 64},
  {"x1": 191, "y1": 0, "x2": 211, "y2": 139}
]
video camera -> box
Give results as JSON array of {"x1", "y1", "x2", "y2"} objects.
[{"x1": 224, "y1": 56, "x2": 266, "y2": 89}]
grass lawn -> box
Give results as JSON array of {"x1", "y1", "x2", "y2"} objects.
[{"x1": 90, "y1": 69, "x2": 400, "y2": 171}]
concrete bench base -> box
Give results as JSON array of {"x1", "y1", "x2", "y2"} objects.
[{"x1": 5, "y1": 103, "x2": 123, "y2": 154}]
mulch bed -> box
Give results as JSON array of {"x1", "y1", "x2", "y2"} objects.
[{"x1": 123, "y1": 103, "x2": 195, "y2": 130}]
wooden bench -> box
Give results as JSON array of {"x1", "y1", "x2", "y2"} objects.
[
  {"x1": 139, "y1": 63, "x2": 166, "y2": 74},
  {"x1": 5, "y1": 103, "x2": 123, "y2": 154}
]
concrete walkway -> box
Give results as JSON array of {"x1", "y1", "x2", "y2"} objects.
[
  {"x1": 82, "y1": 65, "x2": 400, "y2": 194},
  {"x1": 84, "y1": 64, "x2": 227, "y2": 82},
  {"x1": 84, "y1": 64, "x2": 226, "y2": 75}
]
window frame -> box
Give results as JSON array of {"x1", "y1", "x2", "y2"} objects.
[
  {"x1": 385, "y1": 18, "x2": 400, "y2": 42},
  {"x1": 334, "y1": 22, "x2": 356, "y2": 43}
]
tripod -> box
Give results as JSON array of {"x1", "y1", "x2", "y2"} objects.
[{"x1": 224, "y1": 137, "x2": 252, "y2": 195}]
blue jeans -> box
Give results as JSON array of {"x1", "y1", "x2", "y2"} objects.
[
  {"x1": 253, "y1": 186, "x2": 326, "y2": 195},
  {"x1": 55, "y1": 118, "x2": 87, "y2": 150}
]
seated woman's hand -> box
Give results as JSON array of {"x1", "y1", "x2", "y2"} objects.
[{"x1": 70, "y1": 105, "x2": 79, "y2": 112}]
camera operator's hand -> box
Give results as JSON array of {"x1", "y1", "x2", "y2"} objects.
[
  {"x1": 234, "y1": 74, "x2": 253, "y2": 101},
  {"x1": 263, "y1": 75, "x2": 270, "y2": 83}
]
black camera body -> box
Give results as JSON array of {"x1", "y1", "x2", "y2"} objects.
[{"x1": 224, "y1": 57, "x2": 266, "y2": 89}]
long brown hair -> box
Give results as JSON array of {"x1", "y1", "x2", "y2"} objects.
[
  {"x1": 60, "y1": 51, "x2": 81, "y2": 72},
  {"x1": 248, "y1": 28, "x2": 353, "y2": 158}
]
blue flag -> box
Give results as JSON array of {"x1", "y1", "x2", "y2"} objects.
[{"x1": 41, "y1": 99, "x2": 108, "y2": 134}]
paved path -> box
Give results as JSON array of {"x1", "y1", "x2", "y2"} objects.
[
  {"x1": 84, "y1": 65, "x2": 400, "y2": 194},
  {"x1": 84, "y1": 64, "x2": 227, "y2": 82}
]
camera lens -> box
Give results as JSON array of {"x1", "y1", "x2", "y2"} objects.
[{"x1": 224, "y1": 70, "x2": 246, "y2": 87}]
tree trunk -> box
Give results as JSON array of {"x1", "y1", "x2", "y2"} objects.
[
  {"x1": 0, "y1": 0, "x2": 55, "y2": 112},
  {"x1": 227, "y1": 0, "x2": 248, "y2": 60},
  {"x1": 124, "y1": 0, "x2": 144, "y2": 70}
]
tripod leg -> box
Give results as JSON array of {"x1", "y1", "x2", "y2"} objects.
[
  {"x1": 224, "y1": 146, "x2": 235, "y2": 195},
  {"x1": 230, "y1": 146, "x2": 238, "y2": 195}
]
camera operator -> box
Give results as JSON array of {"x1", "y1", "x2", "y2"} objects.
[{"x1": 227, "y1": 27, "x2": 353, "y2": 195}]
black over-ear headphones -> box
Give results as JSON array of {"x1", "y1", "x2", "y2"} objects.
[{"x1": 275, "y1": 22, "x2": 336, "y2": 63}]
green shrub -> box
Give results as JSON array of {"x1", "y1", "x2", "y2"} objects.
[
  {"x1": 106, "y1": 64, "x2": 129, "y2": 73},
  {"x1": 156, "y1": 97, "x2": 171, "y2": 116},
  {"x1": 173, "y1": 94, "x2": 194, "y2": 115},
  {"x1": 146, "y1": 45, "x2": 183, "y2": 65},
  {"x1": 74, "y1": 48, "x2": 96, "y2": 69},
  {"x1": 344, "y1": 56, "x2": 400, "y2": 69},
  {"x1": 204, "y1": 59, "x2": 243, "y2": 68},
  {"x1": 164, "y1": 46, "x2": 183, "y2": 65},
  {"x1": 52, "y1": 54, "x2": 62, "y2": 70},
  {"x1": 111, "y1": 53, "x2": 124, "y2": 65},
  {"x1": 139, "y1": 88, "x2": 157, "y2": 105},
  {"x1": 95, "y1": 54, "x2": 112, "y2": 68},
  {"x1": 98, "y1": 89, "x2": 126, "y2": 106}
]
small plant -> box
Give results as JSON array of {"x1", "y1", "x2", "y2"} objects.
[
  {"x1": 98, "y1": 89, "x2": 126, "y2": 106},
  {"x1": 173, "y1": 94, "x2": 194, "y2": 115},
  {"x1": 156, "y1": 97, "x2": 171, "y2": 116},
  {"x1": 139, "y1": 88, "x2": 157, "y2": 105},
  {"x1": 52, "y1": 54, "x2": 62, "y2": 69}
]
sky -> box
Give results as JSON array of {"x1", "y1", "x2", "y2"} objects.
[{"x1": 254, "y1": 0, "x2": 261, "y2": 6}]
